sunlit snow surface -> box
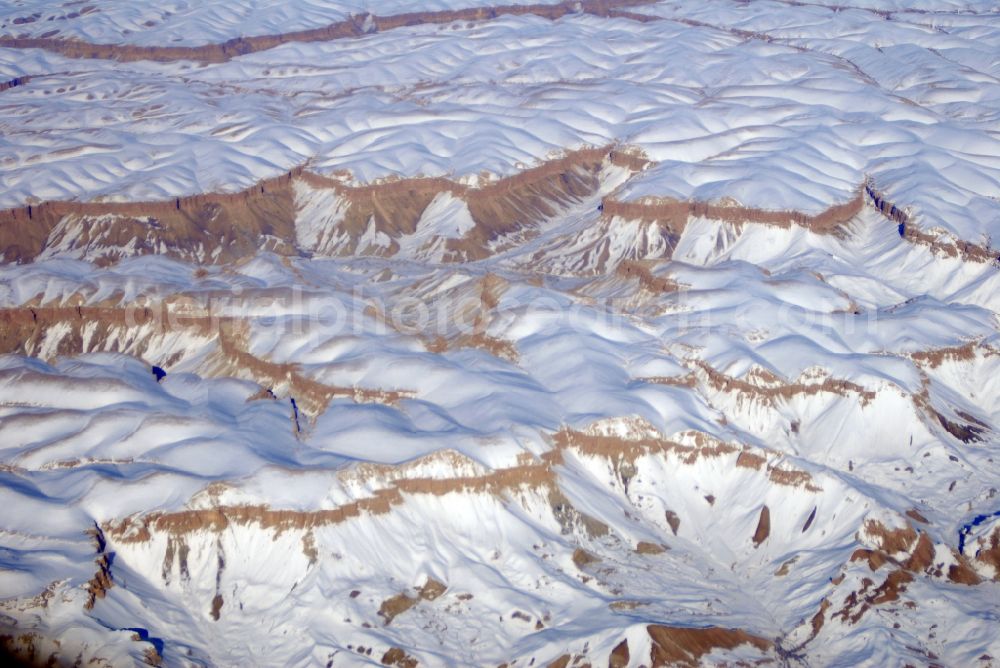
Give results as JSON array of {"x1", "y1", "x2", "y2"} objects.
[
  {"x1": 0, "y1": 0, "x2": 567, "y2": 45},
  {"x1": 1, "y1": 2, "x2": 1000, "y2": 667},
  {"x1": 2, "y1": 1, "x2": 1000, "y2": 241}
]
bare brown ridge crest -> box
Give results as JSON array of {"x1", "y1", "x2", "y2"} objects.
[
  {"x1": 0, "y1": 0, "x2": 659, "y2": 64},
  {"x1": 603, "y1": 178, "x2": 999, "y2": 264},
  {"x1": 106, "y1": 460, "x2": 559, "y2": 544},
  {"x1": 0, "y1": 145, "x2": 627, "y2": 265},
  {"x1": 103, "y1": 420, "x2": 817, "y2": 544},
  {"x1": 3, "y1": 144, "x2": 993, "y2": 266},
  {"x1": 644, "y1": 359, "x2": 878, "y2": 407},
  {"x1": 601, "y1": 187, "x2": 866, "y2": 234}
]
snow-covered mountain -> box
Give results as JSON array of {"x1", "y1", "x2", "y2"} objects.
[{"x1": 1, "y1": 1, "x2": 1000, "y2": 666}]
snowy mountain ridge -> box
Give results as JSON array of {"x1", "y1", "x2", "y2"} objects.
[{"x1": 1, "y1": 1, "x2": 1000, "y2": 667}]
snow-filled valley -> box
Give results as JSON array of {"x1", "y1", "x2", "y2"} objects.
[{"x1": 1, "y1": 1, "x2": 1000, "y2": 666}]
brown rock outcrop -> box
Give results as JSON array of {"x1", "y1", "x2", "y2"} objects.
[
  {"x1": 646, "y1": 625, "x2": 772, "y2": 667},
  {"x1": 608, "y1": 640, "x2": 630, "y2": 668},
  {"x1": 105, "y1": 461, "x2": 558, "y2": 544},
  {"x1": 83, "y1": 526, "x2": 113, "y2": 611},
  {"x1": 382, "y1": 647, "x2": 419, "y2": 668},
  {"x1": 0, "y1": 169, "x2": 301, "y2": 265},
  {"x1": 752, "y1": 506, "x2": 770, "y2": 547},
  {"x1": 601, "y1": 186, "x2": 865, "y2": 235},
  {"x1": 973, "y1": 526, "x2": 1000, "y2": 579}
]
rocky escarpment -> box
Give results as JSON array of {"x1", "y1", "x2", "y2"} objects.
[
  {"x1": 864, "y1": 178, "x2": 998, "y2": 263},
  {"x1": 88, "y1": 428, "x2": 823, "y2": 666},
  {"x1": 0, "y1": 147, "x2": 620, "y2": 265},
  {"x1": 0, "y1": 170, "x2": 301, "y2": 265},
  {"x1": 4, "y1": 144, "x2": 996, "y2": 269}
]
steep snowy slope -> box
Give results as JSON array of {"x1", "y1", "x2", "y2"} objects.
[{"x1": 1, "y1": 1, "x2": 1000, "y2": 667}]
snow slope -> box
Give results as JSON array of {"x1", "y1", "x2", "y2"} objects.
[
  {"x1": 1, "y1": 1, "x2": 1000, "y2": 244},
  {"x1": 0, "y1": 0, "x2": 567, "y2": 46}
]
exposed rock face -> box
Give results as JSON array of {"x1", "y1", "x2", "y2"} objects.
[
  {"x1": 646, "y1": 625, "x2": 772, "y2": 667},
  {"x1": 752, "y1": 506, "x2": 770, "y2": 548},
  {"x1": 0, "y1": 148, "x2": 614, "y2": 265},
  {"x1": 83, "y1": 526, "x2": 113, "y2": 611},
  {"x1": 608, "y1": 639, "x2": 629, "y2": 667},
  {"x1": 381, "y1": 647, "x2": 419, "y2": 668},
  {"x1": 0, "y1": 170, "x2": 301, "y2": 265}
]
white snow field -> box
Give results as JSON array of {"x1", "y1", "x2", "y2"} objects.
[
  {"x1": 1, "y1": 1, "x2": 1000, "y2": 667},
  {"x1": 0, "y1": 0, "x2": 573, "y2": 46}
]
